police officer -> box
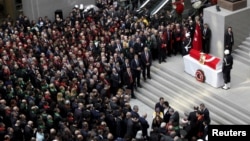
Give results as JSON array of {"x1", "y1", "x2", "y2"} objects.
[{"x1": 222, "y1": 49, "x2": 233, "y2": 90}]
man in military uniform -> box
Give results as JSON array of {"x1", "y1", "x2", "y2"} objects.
[
  {"x1": 222, "y1": 49, "x2": 233, "y2": 90},
  {"x1": 182, "y1": 32, "x2": 192, "y2": 56}
]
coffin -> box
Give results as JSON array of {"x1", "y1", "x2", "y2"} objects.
[{"x1": 189, "y1": 49, "x2": 222, "y2": 70}]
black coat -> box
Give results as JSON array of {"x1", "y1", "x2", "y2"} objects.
[
  {"x1": 123, "y1": 70, "x2": 134, "y2": 86},
  {"x1": 224, "y1": 31, "x2": 234, "y2": 47},
  {"x1": 13, "y1": 125, "x2": 24, "y2": 141},
  {"x1": 110, "y1": 73, "x2": 121, "y2": 88},
  {"x1": 163, "y1": 108, "x2": 171, "y2": 123},
  {"x1": 139, "y1": 117, "x2": 149, "y2": 137},
  {"x1": 24, "y1": 125, "x2": 34, "y2": 141},
  {"x1": 222, "y1": 54, "x2": 233, "y2": 72},
  {"x1": 188, "y1": 111, "x2": 198, "y2": 128},
  {"x1": 124, "y1": 118, "x2": 134, "y2": 139},
  {"x1": 133, "y1": 42, "x2": 143, "y2": 54},
  {"x1": 115, "y1": 117, "x2": 124, "y2": 138},
  {"x1": 131, "y1": 59, "x2": 142, "y2": 74},
  {"x1": 202, "y1": 27, "x2": 211, "y2": 53},
  {"x1": 202, "y1": 108, "x2": 211, "y2": 124},
  {"x1": 170, "y1": 111, "x2": 180, "y2": 126}
]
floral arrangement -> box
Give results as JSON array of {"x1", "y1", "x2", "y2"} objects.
[
  {"x1": 192, "y1": 0, "x2": 203, "y2": 9},
  {"x1": 195, "y1": 69, "x2": 205, "y2": 82},
  {"x1": 191, "y1": 0, "x2": 218, "y2": 9}
]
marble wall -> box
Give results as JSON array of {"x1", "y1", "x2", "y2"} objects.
[{"x1": 203, "y1": 4, "x2": 250, "y2": 58}]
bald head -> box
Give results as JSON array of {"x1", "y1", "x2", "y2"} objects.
[{"x1": 142, "y1": 113, "x2": 147, "y2": 118}]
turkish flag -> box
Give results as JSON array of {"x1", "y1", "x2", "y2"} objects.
[{"x1": 192, "y1": 23, "x2": 202, "y2": 51}]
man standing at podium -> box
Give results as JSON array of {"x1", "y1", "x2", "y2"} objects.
[{"x1": 222, "y1": 49, "x2": 233, "y2": 90}]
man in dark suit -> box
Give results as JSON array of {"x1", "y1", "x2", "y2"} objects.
[
  {"x1": 74, "y1": 103, "x2": 84, "y2": 124},
  {"x1": 110, "y1": 68, "x2": 121, "y2": 95},
  {"x1": 165, "y1": 25, "x2": 174, "y2": 57},
  {"x1": 115, "y1": 39, "x2": 124, "y2": 54},
  {"x1": 122, "y1": 58, "x2": 131, "y2": 71},
  {"x1": 87, "y1": 40, "x2": 99, "y2": 57},
  {"x1": 107, "y1": 39, "x2": 117, "y2": 54},
  {"x1": 224, "y1": 26, "x2": 234, "y2": 54},
  {"x1": 169, "y1": 108, "x2": 180, "y2": 127},
  {"x1": 200, "y1": 103, "x2": 211, "y2": 124},
  {"x1": 157, "y1": 31, "x2": 167, "y2": 64},
  {"x1": 133, "y1": 37, "x2": 144, "y2": 55},
  {"x1": 125, "y1": 47, "x2": 135, "y2": 62},
  {"x1": 163, "y1": 101, "x2": 171, "y2": 123},
  {"x1": 164, "y1": 10, "x2": 175, "y2": 25},
  {"x1": 131, "y1": 54, "x2": 142, "y2": 88},
  {"x1": 124, "y1": 112, "x2": 134, "y2": 140},
  {"x1": 151, "y1": 29, "x2": 158, "y2": 60},
  {"x1": 123, "y1": 67, "x2": 135, "y2": 98},
  {"x1": 187, "y1": 106, "x2": 199, "y2": 140},
  {"x1": 113, "y1": 53, "x2": 120, "y2": 64},
  {"x1": 114, "y1": 110, "x2": 125, "y2": 138},
  {"x1": 202, "y1": 23, "x2": 211, "y2": 54},
  {"x1": 139, "y1": 113, "x2": 150, "y2": 139},
  {"x1": 24, "y1": 121, "x2": 34, "y2": 141},
  {"x1": 141, "y1": 47, "x2": 152, "y2": 80},
  {"x1": 155, "y1": 97, "x2": 165, "y2": 113}
]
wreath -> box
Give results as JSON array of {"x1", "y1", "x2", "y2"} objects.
[{"x1": 195, "y1": 69, "x2": 205, "y2": 82}]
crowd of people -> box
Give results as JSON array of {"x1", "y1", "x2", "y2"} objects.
[
  {"x1": 151, "y1": 97, "x2": 210, "y2": 141},
  {"x1": 0, "y1": 0, "x2": 212, "y2": 141}
]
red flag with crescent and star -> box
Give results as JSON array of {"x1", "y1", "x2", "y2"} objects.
[{"x1": 192, "y1": 22, "x2": 202, "y2": 51}]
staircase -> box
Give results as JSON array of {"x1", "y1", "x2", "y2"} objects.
[
  {"x1": 134, "y1": 35, "x2": 250, "y2": 125},
  {"x1": 233, "y1": 36, "x2": 250, "y2": 66},
  {"x1": 137, "y1": 0, "x2": 172, "y2": 16}
]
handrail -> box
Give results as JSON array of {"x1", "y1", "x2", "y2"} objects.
[
  {"x1": 137, "y1": 0, "x2": 151, "y2": 11},
  {"x1": 151, "y1": 0, "x2": 170, "y2": 16}
]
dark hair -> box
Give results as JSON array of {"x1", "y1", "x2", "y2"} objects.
[
  {"x1": 159, "y1": 97, "x2": 164, "y2": 101},
  {"x1": 164, "y1": 101, "x2": 169, "y2": 107},
  {"x1": 194, "y1": 106, "x2": 199, "y2": 110},
  {"x1": 200, "y1": 103, "x2": 205, "y2": 107}
]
